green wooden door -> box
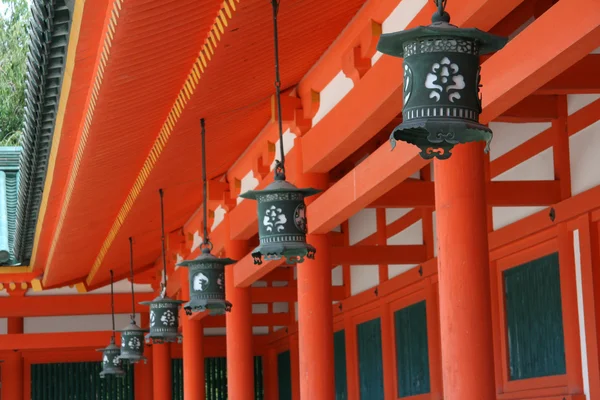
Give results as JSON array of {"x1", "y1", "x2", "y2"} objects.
[
  {"x1": 504, "y1": 252, "x2": 566, "y2": 380},
  {"x1": 31, "y1": 362, "x2": 134, "y2": 399},
  {"x1": 394, "y1": 300, "x2": 430, "y2": 397},
  {"x1": 172, "y1": 356, "x2": 264, "y2": 399},
  {"x1": 334, "y1": 330, "x2": 348, "y2": 400},
  {"x1": 356, "y1": 318, "x2": 384, "y2": 400},
  {"x1": 277, "y1": 350, "x2": 292, "y2": 400}
]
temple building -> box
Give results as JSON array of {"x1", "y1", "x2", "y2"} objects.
[{"x1": 1, "y1": 0, "x2": 600, "y2": 398}]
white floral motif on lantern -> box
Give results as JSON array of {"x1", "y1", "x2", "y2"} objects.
[
  {"x1": 263, "y1": 205, "x2": 287, "y2": 232},
  {"x1": 150, "y1": 310, "x2": 156, "y2": 326},
  {"x1": 193, "y1": 272, "x2": 209, "y2": 292},
  {"x1": 161, "y1": 310, "x2": 176, "y2": 326},
  {"x1": 103, "y1": 355, "x2": 109, "y2": 364},
  {"x1": 112, "y1": 356, "x2": 120, "y2": 366},
  {"x1": 128, "y1": 336, "x2": 141, "y2": 350},
  {"x1": 425, "y1": 57, "x2": 465, "y2": 103}
]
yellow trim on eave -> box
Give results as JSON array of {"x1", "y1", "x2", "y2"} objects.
[
  {"x1": 41, "y1": 0, "x2": 124, "y2": 287},
  {"x1": 85, "y1": 0, "x2": 241, "y2": 286},
  {"x1": 26, "y1": 0, "x2": 86, "y2": 275}
]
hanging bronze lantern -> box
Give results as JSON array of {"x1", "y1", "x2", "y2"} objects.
[
  {"x1": 119, "y1": 323, "x2": 147, "y2": 363},
  {"x1": 376, "y1": 0, "x2": 507, "y2": 159},
  {"x1": 140, "y1": 295, "x2": 183, "y2": 344},
  {"x1": 239, "y1": 0, "x2": 320, "y2": 265},
  {"x1": 178, "y1": 247, "x2": 235, "y2": 315},
  {"x1": 98, "y1": 338, "x2": 126, "y2": 378},
  {"x1": 140, "y1": 189, "x2": 183, "y2": 344},
  {"x1": 178, "y1": 119, "x2": 235, "y2": 315},
  {"x1": 99, "y1": 270, "x2": 125, "y2": 378},
  {"x1": 240, "y1": 169, "x2": 319, "y2": 265},
  {"x1": 118, "y1": 237, "x2": 148, "y2": 363}
]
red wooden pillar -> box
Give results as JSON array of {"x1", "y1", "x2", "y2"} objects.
[
  {"x1": 3, "y1": 317, "x2": 24, "y2": 400},
  {"x1": 225, "y1": 231, "x2": 255, "y2": 399},
  {"x1": 181, "y1": 269, "x2": 206, "y2": 400},
  {"x1": 297, "y1": 233, "x2": 335, "y2": 399},
  {"x1": 153, "y1": 342, "x2": 172, "y2": 400},
  {"x1": 434, "y1": 142, "x2": 496, "y2": 399},
  {"x1": 135, "y1": 313, "x2": 153, "y2": 400}
]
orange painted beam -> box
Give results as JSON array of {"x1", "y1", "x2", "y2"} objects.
[
  {"x1": 234, "y1": 254, "x2": 285, "y2": 288},
  {"x1": 0, "y1": 293, "x2": 154, "y2": 317},
  {"x1": 192, "y1": 312, "x2": 292, "y2": 326},
  {"x1": 369, "y1": 179, "x2": 561, "y2": 208},
  {"x1": 497, "y1": 95, "x2": 559, "y2": 122},
  {"x1": 330, "y1": 245, "x2": 428, "y2": 266},
  {"x1": 537, "y1": 55, "x2": 600, "y2": 95},
  {"x1": 301, "y1": 0, "x2": 525, "y2": 174},
  {"x1": 229, "y1": 170, "x2": 275, "y2": 241},
  {"x1": 308, "y1": 140, "x2": 428, "y2": 234},
  {"x1": 479, "y1": 0, "x2": 600, "y2": 124},
  {"x1": 0, "y1": 331, "x2": 113, "y2": 351}
]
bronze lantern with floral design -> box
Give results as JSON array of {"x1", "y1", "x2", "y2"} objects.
[{"x1": 376, "y1": 0, "x2": 507, "y2": 159}]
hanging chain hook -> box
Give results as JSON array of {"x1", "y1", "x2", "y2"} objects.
[
  {"x1": 159, "y1": 188, "x2": 168, "y2": 297},
  {"x1": 110, "y1": 269, "x2": 116, "y2": 340},
  {"x1": 432, "y1": 0, "x2": 450, "y2": 23},
  {"x1": 200, "y1": 119, "x2": 213, "y2": 252},
  {"x1": 271, "y1": 0, "x2": 286, "y2": 181},
  {"x1": 129, "y1": 236, "x2": 136, "y2": 324}
]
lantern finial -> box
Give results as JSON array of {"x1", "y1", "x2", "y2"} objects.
[
  {"x1": 376, "y1": 0, "x2": 507, "y2": 159},
  {"x1": 177, "y1": 119, "x2": 234, "y2": 316},
  {"x1": 238, "y1": 0, "x2": 321, "y2": 265}
]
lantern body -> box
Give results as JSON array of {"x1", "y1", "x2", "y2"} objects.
[
  {"x1": 177, "y1": 248, "x2": 235, "y2": 316},
  {"x1": 98, "y1": 340, "x2": 126, "y2": 377},
  {"x1": 377, "y1": 17, "x2": 507, "y2": 159},
  {"x1": 239, "y1": 176, "x2": 320, "y2": 265},
  {"x1": 140, "y1": 296, "x2": 184, "y2": 344},
  {"x1": 118, "y1": 323, "x2": 148, "y2": 364}
]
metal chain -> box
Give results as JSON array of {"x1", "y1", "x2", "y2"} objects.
[
  {"x1": 159, "y1": 188, "x2": 168, "y2": 296},
  {"x1": 110, "y1": 269, "x2": 116, "y2": 338},
  {"x1": 200, "y1": 119, "x2": 212, "y2": 250},
  {"x1": 271, "y1": 0, "x2": 286, "y2": 178},
  {"x1": 129, "y1": 237, "x2": 136, "y2": 323}
]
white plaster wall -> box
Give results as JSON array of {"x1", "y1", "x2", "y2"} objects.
[
  {"x1": 24, "y1": 313, "x2": 138, "y2": 334},
  {"x1": 567, "y1": 94, "x2": 600, "y2": 115},
  {"x1": 211, "y1": 205, "x2": 226, "y2": 231},
  {"x1": 332, "y1": 265, "x2": 344, "y2": 286},
  {"x1": 573, "y1": 230, "x2": 590, "y2": 398},
  {"x1": 237, "y1": 170, "x2": 259, "y2": 205},
  {"x1": 270, "y1": 129, "x2": 296, "y2": 171},
  {"x1": 489, "y1": 122, "x2": 551, "y2": 161},
  {"x1": 26, "y1": 279, "x2": 154, "y2": 296},
  {"x1": 387, "y1": 220, "x2": 422, "y2": 279},
  {"x1": 0, "y1": 318, "x2": 7, "y2": 334},
  {"x1": 569, "y1": 119, "x2": 600, "y2": 196}
]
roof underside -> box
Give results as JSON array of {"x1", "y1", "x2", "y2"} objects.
[
  {"x1": 30, "y1": 0, "x2": 366, "y2": 287},
  {"x1": 14, "y1": 0, "x2": 73, "y2": 264}
]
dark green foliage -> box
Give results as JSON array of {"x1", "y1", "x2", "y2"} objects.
[
  {"x1": 504, "y1": 252, "x2": 567, "y2": 380},
  {"x1": 31, "y1": 362, "x2": 134, "y2": 399},
  {"x1": 0, "y1": 0, "x2": 28, "y2": 145},
  {"x1": 394, "y1": 301, "x2": 430, "y2": 397}
]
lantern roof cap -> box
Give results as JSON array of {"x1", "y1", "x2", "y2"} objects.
[
  {"x1": 97, "y1": 340, "x2": 120, "y2": 353},
  {"x1": 177, "y1": 248, "x2": 236, "y2": 267},
  {"x1": 239, "y1": 178, "x2": 320, "y2": 200},
  {"x1": 139, "y1": 295, "x2": 185, "y2": 306},
  {"x1": 377, "y1": 20, "x2": 507, "y2": 57},
  {"x1": 119, "y1": 322, "x2": 148, "y2": 333}
]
